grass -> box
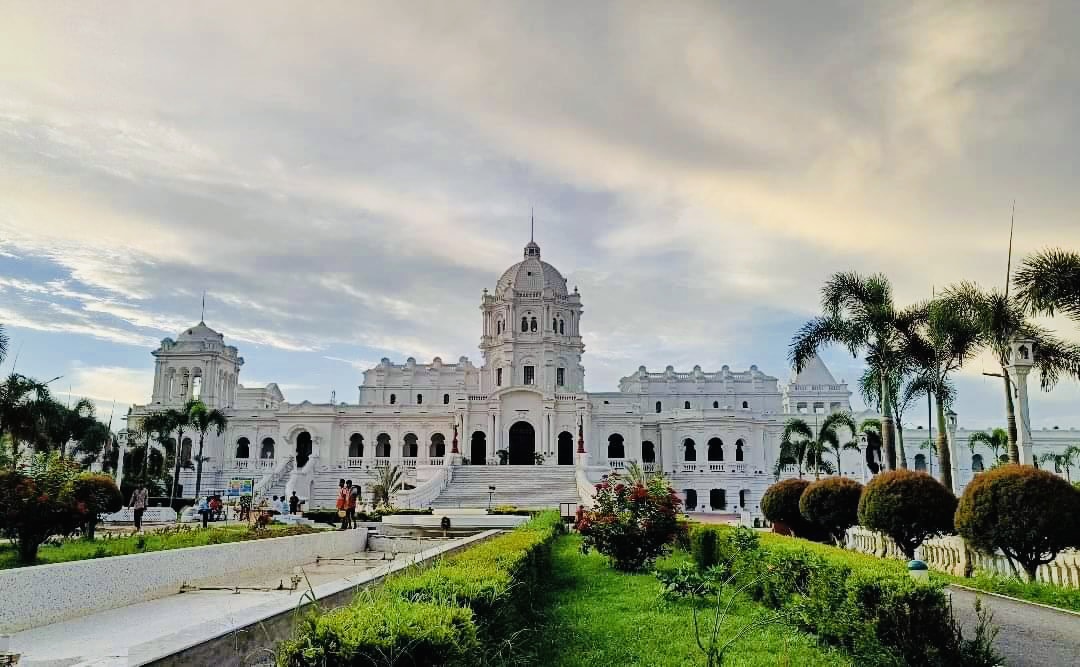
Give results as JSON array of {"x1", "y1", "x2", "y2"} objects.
[
  {"x1": 940, "y1": 570, "x2": 1080, "y2": 613},
  {"x1": 0, "y1": 524, "x2": 322, "y2": 570},
  {"x1": 525, "y1": 535, "x2": 852, "y2": 666}
]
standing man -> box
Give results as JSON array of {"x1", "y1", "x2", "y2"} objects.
[
  {"x1": 343, "y1": 480, "x2": 356, "y2": 529},
  {"x1": 129, "y1": 483, "x2": 148, "y2": 533},
  {"x1": 336, "y1": 478, "x2": 348, "y2": 530},
  {"x1": 289, "y1": 491, "x2": 300, "y2": 515}
]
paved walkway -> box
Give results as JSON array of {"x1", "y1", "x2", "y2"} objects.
[{"x1": 948, "y1": 586, "x2": 1080, "y2": 667}]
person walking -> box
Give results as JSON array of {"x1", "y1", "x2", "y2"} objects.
[
  {"x1": 343, "y1": 480, "x2": 356, "y2": 529},
  {"x1": 198, "y1": 496, "x2": 210, "y2": 529},
  {"x1": 289, "y1": 491, "x2": 300, "y2": 515},
  {"x1": 349, "y1": 481, "x2": 362, "y2": 528},
  {"x1": 336, "y1": 479, "x2": 349, "y2": 530},
  {"x1": 129, "y1": 484, "x2": 148, "y2": 533}
]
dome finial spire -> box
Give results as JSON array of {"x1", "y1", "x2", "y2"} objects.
[
  {"x1": 523, "y1": 208, "x2": 540, "y2": 258},
  {"x1": 530, "y1": 206, "x2": 534, "y2": 242}
]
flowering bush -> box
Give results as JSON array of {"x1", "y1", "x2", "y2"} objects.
[
  {"x1": 576, "y1": 473, "x2": 683, "y2": 571},
  {"x1": 0, "y1": 453, "x2": 84, "y2": 563}
]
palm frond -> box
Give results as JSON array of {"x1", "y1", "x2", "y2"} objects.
[{"x1": 1014, "y1": 249, "x2": 1080, "y2": 322}]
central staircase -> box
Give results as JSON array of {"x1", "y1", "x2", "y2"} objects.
[{"x1": 431, "y1": 465, "x2": 579, "y2": 509}]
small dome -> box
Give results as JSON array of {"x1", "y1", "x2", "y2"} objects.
[
  {"x1": 177, "y1": 321, "x2": 223, "y2": 342},
  {"x1": 495, "y1": 239, "x2": 568, "y2": 297}
]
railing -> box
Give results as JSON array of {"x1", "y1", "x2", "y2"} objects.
[
  {"x1": 555, "y1": 394, "x2": 580, "y2": 401},
  {"x1": 846, "y1": 526, "x2": 1080, "y2": 587},
  {"x1": 374, "y1": 458, "x2": 390, "y2": 469},
  {"x1": 486, "y1": 457, "x2": 499, "y2": 466},
  {"x1": 402, "y1": 458, "x2": 418, "y2": 469},
  {"x1": 468, "y1": 395, "x2": 488, "y2": 402},
  {"x1": 682, "y1": 463, "x2": 698, "y2": 472},
  {"x1": 709, "y1": 463, "x2": 724, "y2": 472},
  {"x1": 576, "y1": 466, "x2": 596, "y2": 509},
  {"x1": 252, "y1": 456, "x2": 294, "y2": 503},
  {"x1": 426, "y1": 457, "x2": 445, "y2": 467},
  {"x1": 608, "y1": 459, "x2": 626, "y2": 470},
  {"x1": 704, "y1": 463, "x2": 750, "y2": 473},
  {"x1": 224, "y1": 458, "x2": 275, "y2": 471},
  {"x1": 394, "y1": 465, "x2": 451, "y2": 509},
  {"x1": 346, "y1": 457, "x2": 365, "y2": 468},
  {"x1": 642, "y1": 462, "x2": 658, "y2": 473}
]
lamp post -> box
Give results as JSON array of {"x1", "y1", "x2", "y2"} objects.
[
  {"x1": 1007, "y1": 338, "x2": 1036, "y2": 465},
  {"x1": 487, "y1": 485, "x2": 496, "y2": 511}
]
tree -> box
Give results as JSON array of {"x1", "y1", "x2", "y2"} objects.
[
  {"x1": 34, "y1": 398, "x2": 96, "y2": 458},
  {"x1": 370, "y1": 464, "x2": 404, "y2": 508},
  {"x1": 0, "y1": 323, "x2": 7, "y2": 365},
  {"x1": 799, "y1": 477, "x2": 863, "y2": 546},
  {"x1": 775, "y1": 413, "x2": 856, "y2": 480},
  {"x1": 0, "y1": 453, "x2": 82, "y2": 563},
  {"x1": 942, "y1": 282, "x2": 1080, "y2": 463},
  {"x1": 0, "y1": 373, "x2": 53, "y2": 469},
  {"x1": 858, "y1": 367, "x2": 918, "y2": 468},
  {"x1": 967, "y1": 428, "x2": 1008, "y2": 467},
  {"x1": 1014, "y1": 248, "x2": 1080, "y2": 329},
  {"x1": 577, "y1": 473, "x2": 683, "y2": 571},
  {"x1": 188, "y1": 400, "x2": 228, "y2": 498},
  {"x1": 139, "y1": 412, "x2": 174, "y2": 484},
  {"x1": 70, "y1": 472, "x2": 123, "y2": 539},
  {"x1": 1038, "y1": 447, "x2": 1080, "y2": 482},
  {"x1": 162, "y1": 404, "x2": 194, "y2": 501},
  {"x1": 858, "y1": 469, "x2": 957, "y2": 559},
  {"x1": 902, "y1": 299, "x2": 983, "y2": 492},
  {"x1": 72, "y1": 420, "x2": 114, "y2": 470},
  {"x1": 956, "y1": 464, "x2": 1080, "y2": 581},
  {"x1": 761, "y1": 478, "x2": 815, "y2": 538},
  {"x1": 790, "y1": 272, "x2": 922, "y2": 471}
]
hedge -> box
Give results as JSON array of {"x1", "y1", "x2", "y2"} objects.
[
  {"x1": 278, "y1": 511, "x2": 562, "y2": 666},
  {"x1": 693, "y1": 527, "x2": 988, "y2": 666},
  {"x1": 302, "y1": 507, "x2": 434, "y2": 524}
]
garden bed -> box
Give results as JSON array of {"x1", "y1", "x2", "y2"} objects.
[{"x1": 0, "y1": 524, "x2": 319, "y2": 570}]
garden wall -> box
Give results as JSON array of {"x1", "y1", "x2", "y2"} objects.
[
  {"x1": 846, "y1": 526, "x2": 1080, "y2": 588},
  {"x1": 0, "y1": 529, "x2": 367, "y2": 633}
]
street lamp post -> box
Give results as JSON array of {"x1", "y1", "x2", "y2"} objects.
[{"x1": 487, "y1": 485, "x2": 496, "y2": 511}]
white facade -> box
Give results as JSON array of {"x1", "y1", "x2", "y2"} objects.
[{"x1": 126, "y1": 235, "x2": 1080, "y2": 515}]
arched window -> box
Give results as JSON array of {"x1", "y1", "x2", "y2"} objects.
[
  {"x1": 443, "y1": 393, "x2": 450, "y2": 405},
  {"x1": 914, "y1": 454, "x2": 927, "y2": 471},
  {"x1": 496, "y1": 319, "x2": 503, "y2": 334},
  {"x1": 739, "y1": 489, "x2": 748, "y2": 508},
  {"x1": 735, "y1": 439, "x2": 745, "y2": 462},
  {"x1": 559, "y1": 320, "x2": 565, "y2": 334},
  {"x1": 375, "y1": 433, "x2": 391, "y2": 458},
  {"x1": 707, "y1": 438, "x2": 724, "y2": 462},
  {"x1": 607, "y1": 434, "x2": 625, "y2": 459},
  {"x1": 741, "y1": 401, "x2": 749, "y2": 409},
  {"x1": 971, "y1": 454, "x2": 984, "y2": 472},
  {"x1": 684, "y1": 401, "x2": 691, "y2": 410},
  {"x1": 641, "y1": 441, "x2": 655, "y2": 463},
  {"x1": 683, "y1": 438, "x2": 697, "y2": 462},
  {"x1": 712, "y1": 401, "x2": 719, "y2": 409},
  {"x1": 416, "y1": 393, "x2": 423, "y2": 405},
  {"x1": 430, "y1": 433, "x2": 446, "y2": 458},
  {"x1": 553, "y1": 317, "x2": 558, "y2": 331},
  {"x1": 191, "y1": 375, "x2": 202, "y2": 400},
  {"x1": 180, "y1": 437, "x2": 192, "y2": 464},
  {"x1": 389, "y1": 394, "x2": 396, "y2": 405},
  {"x1": 709, "y1": 489, "x2": 726, "y2": 511},
  {"x1": 403, "y1": 433, "x2": 418, "y2": 458},
  {"x1": 260, "y1": 437, "x2": 275, "y2": 459},
  {"x1": 655, "y1": 401, "x2": 662, "y2": 413},
  {"x1": 349, "y1": 434, "x2": 364, "y2": 458},
  {"x1": 530, "y1": 317, "x2": 537, "y2": 332},
  {"x1": 521, "y1": 317, "x2": 528, "y2": 332},
  {"x1": 235, "y1": 437, "x2": 250, "y2": 459},
  {"x1": 684, "y1": 489, "x2": 698, "y2": 511}
]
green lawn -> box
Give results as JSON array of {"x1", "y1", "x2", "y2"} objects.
[
  {"x1": 0, "y1": 524, "x2": 320, "y2": 570},
  {"x1": 526, "y1": 535, "x2": 852, "y2": 666},
  {"x1": 939, "y1": 570, "x2": 1080, "y2": 613}
]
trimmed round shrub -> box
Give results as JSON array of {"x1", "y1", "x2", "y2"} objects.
[
  {"x1": 858, "y1": 469, "x2": 956, "y2": 559},
  {"x1": 70, "y1": 473, "x2": 124, "y2": 539},
  {"x1": 956, "y1": 464, "x2": 1080, "y2": 581},
  {"x1": 799, "y1": 477, "x2": 863, "y2": 545},
  {"x1": 761, "y1": 478, "x2": 819, "y2": 538}
]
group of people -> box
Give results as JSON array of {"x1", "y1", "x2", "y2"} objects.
[
  {"x1": 269, "y1": 493, "x2": 302, "y2": 516},
  {"x1": 196, "y1": 495, "x2": 224, "y2": 528},
  {"x1": 336, "y1": 479, "x2": 363, "y2": 529}
]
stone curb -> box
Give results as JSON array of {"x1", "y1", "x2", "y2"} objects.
[{"x1": 948, "y1": 583, "x2": 1080, "y2": 618}]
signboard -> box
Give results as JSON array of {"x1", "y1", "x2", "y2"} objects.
[{"x1": 226, "y1": 478, "x2": 254, "y2": 498}]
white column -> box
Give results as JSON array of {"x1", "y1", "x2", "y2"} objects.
[
  {"x1": 493, "y1": 412, "x2": 502, "y2": 457},
  {"x1": 1012, "y1": 366, "x2": 1035, "y2": 465},
  {"x1": 539, "y1": 411, "x2": 548, "y2": 463}
]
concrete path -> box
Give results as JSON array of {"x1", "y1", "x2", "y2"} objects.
[{"x1": 948, "y1": 586, "x2": 1080, "y2": 667}]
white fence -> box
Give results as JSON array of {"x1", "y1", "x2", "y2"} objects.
[{"x1": 846, "y1": 526, "x2": 1080, "y2": 588}]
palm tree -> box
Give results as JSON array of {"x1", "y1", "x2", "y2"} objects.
[
  {"x1": 967, "y1": 428, "x2": 1008, "y2": 466},
  {"x1": 903, "y1": 299, "x2": 984, "y2": 492},
  {"x1": 1039, "y1": 446, "x2": 1080, "y2": 482},
  {"x1": 790, "y1": 272, "x2": 922, "y2": 471},
  {"x1": 72, "y1": 420, "x2": 113, "y2": 469},
  {"x1": 163, "y1": 402, "x2": 195, "y2": 501},
  {"x1": 859, "y1": 418, "x2": 883, "y2": 474},
  {"x1": 858, "y1": 367, "x2": 921, "y2": 468},
  {"x1": 942, "y1": 282, "x2": 1080, "y2": 463},
  {"x1": 188, "y1": 400, "x2": 228, "y2": 498},
  {"x1": 624, "y1": 460, "x2": 661, "y2": 486},
  {"x1": 370, "y1": 464, "x2": 404, "y2": 508},
  {"x1": 34, "y1": 398, "x2": 96, "y2": 458},
  {"x1": 139, "y1": 411, "x2": 174, "y2": 484},
  {"x1": 776, "y1": 413, "x2": 855, "y2": 480},
  {"x1": 0, "y1": 373, "x2": 52, "y2": 469},
  {"x1": 1015, "y1": 249, "x2": 1080, "y2": 328},
  {"x1": 0, "y1": 323, "x2": 8, "y2": 365}
]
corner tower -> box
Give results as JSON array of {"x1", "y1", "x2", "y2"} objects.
[
  {"x1": 150, "y1": 321, "x2": 244, "y2": 409},
  {"x1": 479, "y1": 234, "x2": 584, "y2": 394}
]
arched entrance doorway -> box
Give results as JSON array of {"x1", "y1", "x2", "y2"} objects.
[
  {"x1": 557, "y1": 431, "x2": 574, "y2": 465},
  {"x1": 295, "y1": 431, "x2": 312, "y2": 468},
  {"x1": 508, "y1": 421, "x2": 536, "y2": 465},
  {"x1": 471, "y1": 431, "x2": 486, "y2": 465}
]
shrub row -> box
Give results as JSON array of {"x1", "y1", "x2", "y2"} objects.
[
  {"x1": 278, "y1": 511, "x2": 562, "y2": 666},
  {"x1": 691, "y1": 525, "x2": 990, "y2": 666},
  {"x1": 302, "y1": 506, "x2": 433, "y2": 524}
]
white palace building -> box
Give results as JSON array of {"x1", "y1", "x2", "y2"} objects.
[{"x1": 126, "y1": 235, "x2": 1080, "y2": 517}]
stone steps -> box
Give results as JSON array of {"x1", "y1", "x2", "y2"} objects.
[{"x1": 433, "y1": 465, "x2": 579, "y2": 509}]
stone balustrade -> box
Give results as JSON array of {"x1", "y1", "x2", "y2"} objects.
[{"x1": 845, "y1": 526, "x2": 1080, "y2": 587}]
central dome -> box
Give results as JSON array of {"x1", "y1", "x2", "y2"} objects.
[{"x1": 495, "y1": 240, "x2": 568, "y2": 297}]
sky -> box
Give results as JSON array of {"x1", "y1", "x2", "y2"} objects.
[{"x1": 1, "y1": 2, "x2": 1079, "y2": 431}]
